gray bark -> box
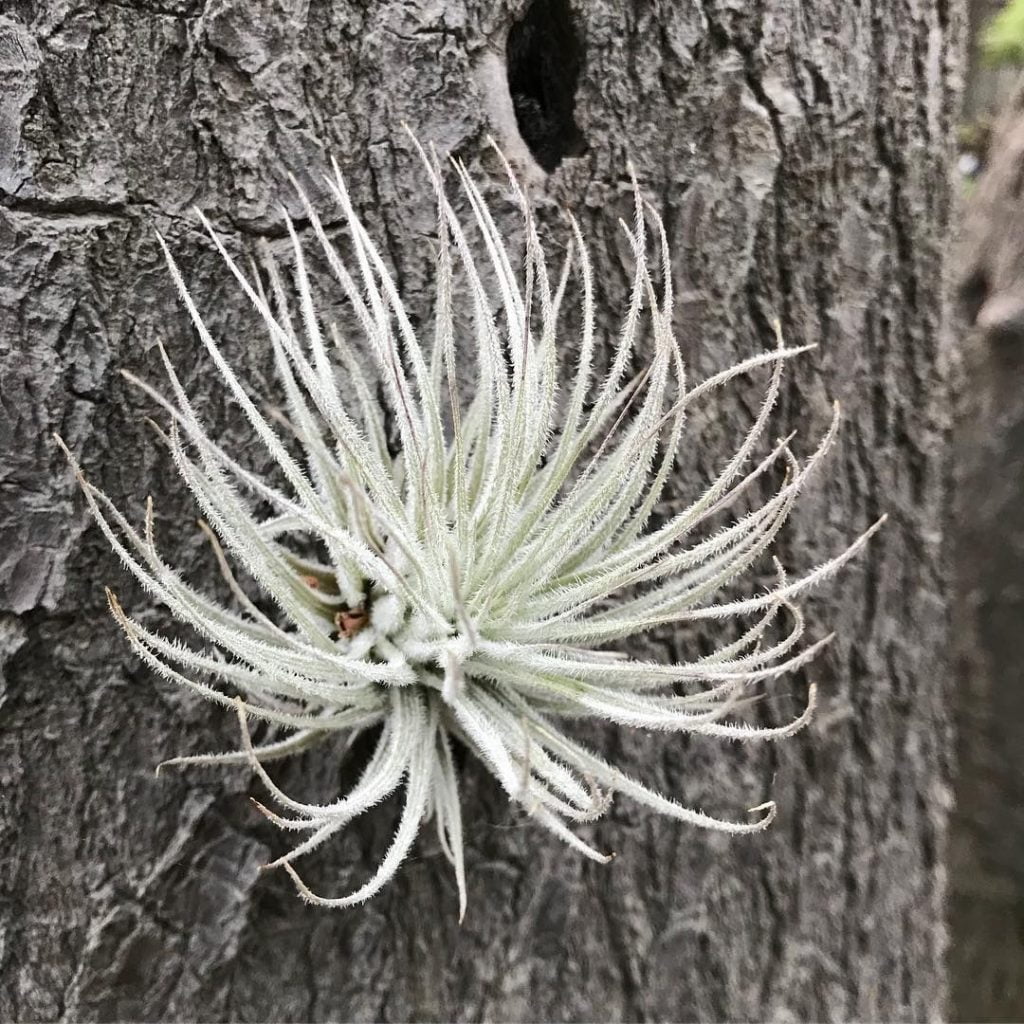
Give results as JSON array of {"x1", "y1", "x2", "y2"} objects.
[{"x1": 0, "y1": 1, "x2": 962, "y2": 1021}]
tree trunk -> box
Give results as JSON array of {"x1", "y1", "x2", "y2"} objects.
[
  {"x1": 0, "y1": 1, "x2": 962, "y2": 1021},
  {"x1": 950, "y1": 74, "x2": 1024, "y2": 1021}
]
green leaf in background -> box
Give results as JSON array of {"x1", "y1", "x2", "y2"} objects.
[{"x1": 982, "y1": 0, "x2": 1024, "y2": 67}]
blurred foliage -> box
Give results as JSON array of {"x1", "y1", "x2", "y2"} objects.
[
  {"x1": 982, "y1": 0, "x2": 1024, "y2": 67},
  {"x1": 956, "y1": 119, "x2": 992, "y2": 194},
  {"x1": 957, "y1": 119, "x2": 993, "y2": 156}
]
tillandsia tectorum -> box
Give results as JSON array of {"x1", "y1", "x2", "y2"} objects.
[{"x1": 58, "y1": 136, "x2": 883, "y2": 917}]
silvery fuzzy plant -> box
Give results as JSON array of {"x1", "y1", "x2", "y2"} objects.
[{"x1": 59, "y1": 137, "x2": 882, "y2": 918}]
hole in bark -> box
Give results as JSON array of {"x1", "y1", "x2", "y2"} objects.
[
  {"x1": 959, "y1": 267, "x2": 990, "y2": 327},
  {"x1": 506, "y1": 0, "x2": 586, "y2": 172}
]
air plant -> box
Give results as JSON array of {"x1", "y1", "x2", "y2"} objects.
[{"x1": 58, "y1": 137, "x2": 882, "y2": 918}]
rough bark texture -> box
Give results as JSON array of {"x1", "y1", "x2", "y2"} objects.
[
  {"x1": 951, "y1": 82, "x2": 1024, "y2": 1022},
  {"x1": 0, "y1": 2, "x2": 962, "y2": 1021}
]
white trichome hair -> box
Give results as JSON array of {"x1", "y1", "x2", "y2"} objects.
[{"x1": 58, "y1": 137, "x2": 882, "y2": 918}]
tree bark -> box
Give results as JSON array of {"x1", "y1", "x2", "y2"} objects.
[{"x1": 0, "y1": 1, "x2": 962, "y2": 1021}]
